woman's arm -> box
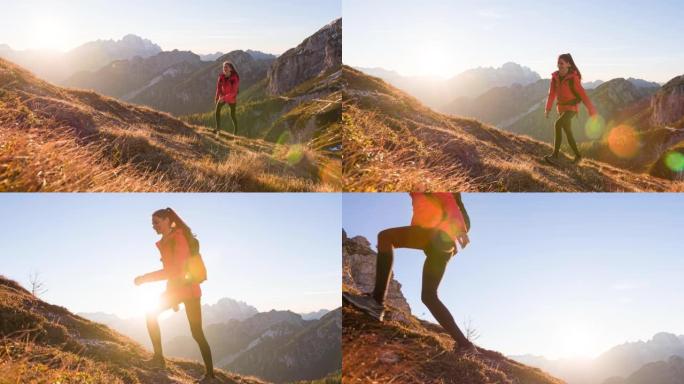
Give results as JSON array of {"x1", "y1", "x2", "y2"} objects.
[
  {"x1": 134, "y1": 269, "x2": 167, "y2": 285},
  {"x1": 454, "y1": 193, "x2": 470, "y2": 232},
  {"x1": 573, "y1": 79, "x2": 597, "y2": 116},
  {"x1": 438, "y1": 193, "x2": 467, "y2": 236},
  {"x1": 215, "y1": 76, "x2": 221, "y2": 102},
  {"x1": 545, "y1": 78, "x2": 556, "y2": 115}
]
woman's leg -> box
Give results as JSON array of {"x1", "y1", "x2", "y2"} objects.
[
  {"x1": 229, "y1": 103, "x2": 238, "y2": 135},
  {"x1": 422, "y1": 248, "x2": 471, "y2": 348},
  {"x1": 185, "y1": 298, "x2": 214, "y2": 377},
  {"x1": 146, "y1": 295, "x2": 177, "y2": 360},
  {"x1": 560, "y1": 111, "x2": 580, "y2": 157},
  {"x1": 552, "y1": 114, "x2": 565, "y2": 156},
  {"x1": 373, "y1": 226, "x2": 438, "y2": 305},
  {"x1": 215, "y1": 101, "x2": 225, "y2": 132}
]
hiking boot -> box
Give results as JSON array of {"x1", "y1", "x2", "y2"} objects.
[
  {"x1": 343, "y1": 292, "x2": 385, "y2": 321},
  {"x1": 195, "y1": 373, "x2": 216, "y2": 383},
  {"x1": 143, "y1": 354, "x2": 166, "y2": 369},
  {"x1": 543, "y1": 154, "x2": 558, "y2": 165},
  {"x1": 454, "y1": 343, "x2": 481, "y2": 358}
]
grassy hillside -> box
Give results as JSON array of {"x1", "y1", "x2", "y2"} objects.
[
  {"x1": 0, "y1": 275, "x2": 266, "y2": 384},
  {"x1": 0, "y1": 57, "x2": 339, "y2": 191},
  {"x1": 343, "y1": 66, "x2": 681, "y2": 192},
  {"x1": 182, "y1": 69, "x2": 341, "y2": 152}
]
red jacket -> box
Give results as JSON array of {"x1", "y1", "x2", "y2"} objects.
[
  {"x1": 410, "y1": 193, "x2": 469, "y2": 241},
  {"x1": 545, "y1": 70, "x2": 596, "y2": 116},
  {"x1": 146, "y1": 228, "x2": 201, "y2": 301},
  {"x1": 215, "y1": 72, "x2": 239, "y2": 104}
]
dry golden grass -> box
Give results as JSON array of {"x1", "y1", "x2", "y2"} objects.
[
  {"x1": 0, "y1": 275, "x2": 267, "y2": 384},
  {"x1": 0, "y1": 57, "x2": 339, "y2": 192},
  {"x1": 343, "y1": 66, "x2": 683, "y2": 192}
]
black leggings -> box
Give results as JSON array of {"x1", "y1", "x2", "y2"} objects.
[
  {"x1": 146, "y1": 296, "x2": 213, "y2": 374},
  {"x1": 373, "y1": 226, "x2": 472, "y2": 348},
  {"x1": 553, "y1": 111, "x2": 580, "y2": 157},
  {"x1": 215, "y1": 101, "x2": 238, "y2": 134}
]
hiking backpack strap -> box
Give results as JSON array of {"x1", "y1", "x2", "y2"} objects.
[{"x1": 558, "y1": 77, "x2": 583, "y2": 106}]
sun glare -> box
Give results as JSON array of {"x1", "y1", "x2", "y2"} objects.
[
  {"x1": 133, "y1": 283, "x2": 163, "y2": 316},
  {"x1": 30, "y1": 14, "x2": 71, "y2": 51},
  {"x1": 554, "y1": 322, "x2": 601, "y2": 359},
  {"x1": 416, "y1": 42, "x2": 452, "y2": 78}
]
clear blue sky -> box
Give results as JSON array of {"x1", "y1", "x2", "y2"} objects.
[
  {"x1": 0, "y1": 0, "x2": 340, "y2": 54},
  {"x1": 0, "y1": 193, "x2": 341, "y2": 319},
  {"x1": 343, "y1": 193, "x2": 684, "y2": 359},
  {"x1": 344, "y1": 0, "x2": 684, "y2": 82}
]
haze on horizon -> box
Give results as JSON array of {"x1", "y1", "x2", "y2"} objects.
[
  {"x1": 344, "y1": 0, "x2": 684, "y2": 83},
  {"x1": 0, "y1": 193, "x2": 341, "y2": 319},
  {"x1": 342, "y1": 193, "x2": 684, "y2": 360},
  {"x1": 0, "y1": 0, "x2": 340, "y2": 55}
]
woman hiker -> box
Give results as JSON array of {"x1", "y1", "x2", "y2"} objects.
[
  {"x1": 344, "y1": 193, "x2": 479, "y2": 356},
  {"x1": 134, "y1": 207, "x2": 215, "y2": 383},
  {"x1": 215, "y1": 61, "x2": 240, "y2": 136},
  {"x1": 544, "y1": 53, "x2": 597, "y2": 165}
]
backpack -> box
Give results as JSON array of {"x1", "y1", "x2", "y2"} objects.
[
  {"x1": 556, "y1": 76, "x2": 582, "y2": 106},
  {"x1": 184, "y1": 235, "x2": 207, "y2": 284}
]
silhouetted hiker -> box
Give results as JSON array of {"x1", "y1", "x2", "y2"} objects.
[
  {"x1": 344, "y1": 193, "x2": 479, "y2": 356},
  {"x1": 134, "y1": 207, "x2": 215, "y2": 383},
  {"x1": 214, "y1": 61, "x2": 240, "y2": 136},
  {"x1": 544, "y1": 53, "x2": 597, "y2": 165}
]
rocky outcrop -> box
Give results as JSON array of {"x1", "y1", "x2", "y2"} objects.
[
  {"x1": 651, "y1": 75, "x2": 684, "y2": 127},
  {"x1": 342, "y1": 230, "x2": 412, "y2": 322},
  {"x1": 266, "y1": 18, "x2": 341, "y2": 95}
]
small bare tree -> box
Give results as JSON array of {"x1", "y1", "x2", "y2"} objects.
[
  {"x1": 28, "y1": 271, "x2": 47, "y2": 297},
  {"x1": 464, "y1": 316, "x2": 480, "y2": 342}
]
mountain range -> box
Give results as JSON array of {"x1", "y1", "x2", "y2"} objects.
[
  {"x1": 342, "y1": 230, "x2": 564, "y2": 383},
  {"x1": 511, "y1": 332, "x2": 684, "y2": 384},
  {"x1": 0, "y1": 34, "x2": 162, "y2": 82},
  {"x1": 80, "y1": 302, "x2": 339, "y2": 383},
  {"x1": 357, "y1": 62, "x2": 540, "y2": 109}
]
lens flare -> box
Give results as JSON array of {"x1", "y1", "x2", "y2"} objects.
[
  {"x1": 664, "y1": 151, "x2": 684, "y2": 172},
  {"x1": 584, "y1": 115, "x2": 605, "y2": 140},
  {"x1": 286, "y1": 145, "x2": 304, "y2": 165},
  {"x1": 607, "y1": 125, "x2": 639, "y2": 158}
]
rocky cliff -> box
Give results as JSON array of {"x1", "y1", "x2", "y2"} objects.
[
  {"x1": 342, "y1": 230, "x2": 412, "y2": 322},
  {"x1": 650, "y1": 75, "x2": 684, "y2": 127},
  {"x1": 267, "y1": 18, "x2": 341, "y2": 95}
]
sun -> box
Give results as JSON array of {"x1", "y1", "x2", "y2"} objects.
[
  {"x1": 415, "y1": 41, "x2": 453, "y2": 78},
  {"x1": 133, "y1": 283, "x2": 163, "y2": 316},
  {"x1": 554, "y1": 322, "x2": 601, "y2": 358},
  {"x1": 30, "y1": 14, "x2": 71, "y2": 51}
]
